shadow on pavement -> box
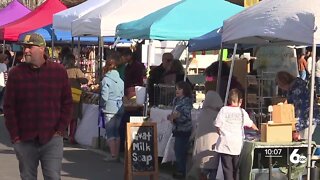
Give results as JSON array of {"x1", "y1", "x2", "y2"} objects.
[
  {"x1": 0, "y1": 116, "x2": 13, "y2": 148},
  {"x1": 0, "y1": 149, "x2": 15, "y2": 154},
  {"x1": 61, "y1": 149, "x2": 124, "y2": 180}
]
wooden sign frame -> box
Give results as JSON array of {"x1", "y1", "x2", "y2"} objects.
[{"x1": 125, "y1": 122, "x2": 158, "y2": 180}]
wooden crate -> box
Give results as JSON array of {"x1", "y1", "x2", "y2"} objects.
[{"x1": 260, "y1": 123, "x2": 292, "y2": 142}]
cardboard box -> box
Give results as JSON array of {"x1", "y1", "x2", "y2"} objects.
[
  {"x1": 226, "y1": 59, "x2": 248, "y2": 89},
  {"x1": 272, "y1": 104, "x2": 295, "y2": 123},
  {"x1": 260, "y1": 123, "x2": 292, "y2": 142},
  {"x1": 271, "y1": 97, "x2": 287, "y2": 105}
]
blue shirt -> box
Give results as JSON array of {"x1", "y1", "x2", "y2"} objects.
[
  {"x1": 172, "y1": 96, "x2": 193, "y2": 135},
  {"x1": 100, "y1": 70, "x2": 124, "y2": 114},
  {"x1": 287, "y1": 78, "x2": 320, "y2": 131}
]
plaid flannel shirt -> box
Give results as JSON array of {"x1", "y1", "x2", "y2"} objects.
[{"x1": 4, "y1": 61, "x2": 73, "y2": 144}]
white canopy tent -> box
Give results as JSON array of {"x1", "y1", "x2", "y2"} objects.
[
  {"x1": 222, "y1": 0, "x2": 320, "y2": 179},
  {"x1": 52, "y1": 0, "x2": 119, "y2": 61},
  {"x1": 71, "y1": 0, "x2": 180, "y2": 37},
  {"x1": 53, "y1": 0, "x2": 115, "y2": 31},
  {"x1": 222, "y1": 0, "x2": 320, "y2": 46}
]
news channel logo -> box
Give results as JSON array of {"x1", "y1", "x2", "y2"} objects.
[
  {"x1": 264, "y1": 148, "x2": 306, "y2": 164},
  {"x1": 290, "y1": 149, "x2": 307, "y2": 164}
]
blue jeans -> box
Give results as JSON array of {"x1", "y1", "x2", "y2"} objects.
[
  {"x1": 299, "y1": 70, "x2": 307, "y2": 81},
  {"x1": 13, "y1": 136, "x2": 63, "y2": 180},
  {"x1": 104, "y1": 106, "x2": 124, "y2": 140},
  {"x1": 174, "y1": 134, "x2": 190, "y2": 176}
]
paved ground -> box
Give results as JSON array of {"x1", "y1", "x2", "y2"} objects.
[{"x1": 0, "y1": 115, "x2": 172, "y2": 180}]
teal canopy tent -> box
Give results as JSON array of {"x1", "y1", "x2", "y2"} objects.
[{"x1": 116, "y1": 0, "x2": 243, "y2": 40}]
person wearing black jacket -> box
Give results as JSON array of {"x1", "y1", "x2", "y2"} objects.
[{"x1": 148, "y1": 53, "x2": 173, "y2": 106}]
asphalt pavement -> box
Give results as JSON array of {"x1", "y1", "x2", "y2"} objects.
[{"x1": 0, "y1": 115, "x2": 172, "y2": 180}]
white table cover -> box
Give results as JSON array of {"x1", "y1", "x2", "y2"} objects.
[{"x1": 75, "y1": 103, "x2": 105, "y2": 146}]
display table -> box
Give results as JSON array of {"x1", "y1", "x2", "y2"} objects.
[
  {"x1": 149, "y1": 107, "x2": 200, "y2": 157},
  {"x1": 240, "y1": 141, "x2": 315, "y2": 180},
  {"x1": 75, "y1": 103, "x2": 105, "y2": 147}
]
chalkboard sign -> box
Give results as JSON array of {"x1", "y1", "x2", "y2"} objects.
[{"x1": 125, "y1": 122, "x2": 158, "y2": 180}]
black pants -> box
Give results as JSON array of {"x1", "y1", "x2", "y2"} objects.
[{"x1": 220, "y1": 153, "x2": 239, "y2": 180}]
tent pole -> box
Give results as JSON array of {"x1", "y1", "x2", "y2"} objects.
[
  {"x1": 93, "y1": 45, "x2": 96, "y2": 74},
  {"x1": 306, "y1": 41, "x2": 316, "y2": 180},
  {"x1": 100, "y1": 37, "x2": 104, "y2": 81},
  {"x1": 97, "y1": 36, "x2": 104, "y2": 149},
  {"x1": 71, "y1": 37, "x2": 74, "y2": 53},
  {"x1": 77, "y1": 37, "x2": 80, "y2": 61},
  {"x1": 143, "y1": 40, "x2": 153, "y2": 116},
  {"x1": 2, "y1": 40, "x2": 5, "y2": 54},
  {"x1": 184, "y1": 45, "x2": 189, "y2": 82},
  {"x1": 111, "y1": 36, "x2": 120, "y2": 49},
  {"x1": 51, "y1": 29, "x2": 55, "y2": 59},
  {"x1": 100, "y1": 37, "x2": 104, "y2": 80},
  {"x1": 224, "y1": 43, "x2": 237, "y2": 105},
  {"x1": 11, "y1": 52, "x2": 16, "y2": 68},
  {"x1": 217, "y1": 47, "x2": 224, "y2": 94}
]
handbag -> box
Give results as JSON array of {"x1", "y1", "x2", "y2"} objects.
[
  {"x1": 70, "y1": 68, "x2": 83, "y2": 103},
  {"x1": 71, "y1": 87, "x2": 82, "y2": 103}
]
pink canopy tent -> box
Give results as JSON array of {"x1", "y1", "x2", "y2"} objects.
[
  {"x1": 0, "y1": 0, "x2": 66, "y2": 41},
  {"x1": 0, "y1": 0, "x2": 31, "y2": 27}
]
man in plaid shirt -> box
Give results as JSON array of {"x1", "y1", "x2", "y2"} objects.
[{"x1": 4, "y1": 33, "x2": 73, "y2": 180}]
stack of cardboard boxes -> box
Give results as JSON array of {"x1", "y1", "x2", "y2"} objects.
[{"x1": 260, "y1": 104, "x2": 296, "y2": 142}]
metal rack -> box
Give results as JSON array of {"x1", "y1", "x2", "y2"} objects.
[
  {"x1": 153, "y1": 84, "x2": 176, "y2": 107},
  {"x1": 245, "y1": 72, "x2": 277, "y2": 126}
]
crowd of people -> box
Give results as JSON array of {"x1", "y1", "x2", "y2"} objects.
[{"x1": 2, "y1": 32, "x2": 320, "y2": 180}]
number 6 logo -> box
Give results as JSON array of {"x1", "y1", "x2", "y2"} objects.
[{"x1": 290, "y1": 149, "x2": 307, "y2": 164}]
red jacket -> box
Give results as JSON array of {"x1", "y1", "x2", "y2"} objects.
[{"x1": 4, "y1": 61, "x2": 73, "y2": 144}]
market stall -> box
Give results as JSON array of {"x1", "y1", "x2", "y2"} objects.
[
  {"x1": 0, "y1": 0, "x2": 66, "y2": 41},
  {"x1": 71, "y1": 0, "x2": 179, "y2": 37},
  {"x1": 221, "y1": 0, "x2": 320, "y2": 178},
  {"x1": 116, "y1": 0, "x2": 243, "y2": 41},
  {"x1": 53, "y1": 0, "x2": 111, "y2": 31}
]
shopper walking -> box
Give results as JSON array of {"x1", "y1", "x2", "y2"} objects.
[
  {"x1": 63, "y1": 53, "x2": 88, "y2": 144},
  {"x1": 4, "y1": 33, "x2": 73, "y2": 180}
]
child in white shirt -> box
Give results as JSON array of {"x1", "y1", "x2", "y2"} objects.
[{"x1": 214, "y1": 88, "x2": 258, "y2": 180}]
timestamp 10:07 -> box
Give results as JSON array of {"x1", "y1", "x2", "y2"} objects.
[{"x1": 264, "y1": 148, "x2": 283, "y2": 158}]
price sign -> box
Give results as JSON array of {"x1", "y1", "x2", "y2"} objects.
[{"x1": 125, "y1": 122, "x2": 158, "y2": 180}]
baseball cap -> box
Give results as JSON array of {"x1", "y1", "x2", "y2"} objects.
[{"x1": 20, "y1": 33, "x2": 46, "y2": 47}]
